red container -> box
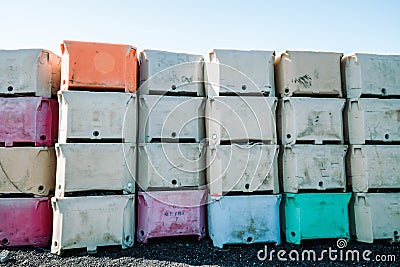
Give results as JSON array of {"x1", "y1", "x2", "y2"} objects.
[
  {"x1": 0, "y1": 197, "x2": 52, "y2": 248},
  {"x1": 0, "y1": 97, "x2": 58, "y2": 147},
  {"x1": 137, "y1": 190, "x2": 207, "y2": 243}
]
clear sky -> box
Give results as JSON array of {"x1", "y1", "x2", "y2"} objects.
[{"x1": 1, "y1": 0, "x2": 399, "y2": 57}]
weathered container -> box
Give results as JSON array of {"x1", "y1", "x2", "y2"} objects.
[
  {"x1": 0, "y1": 49, "x2": 61, "y2": 97},
  {"x1": 206, "y1": 144, "x2": 279, "y2": 197},
  {"x1": 281, "y1": 193, "x2": 351, "y2": 244},
  {"x1": 0, "y1": 147, "x2": 56, "y2": 196},
  {"x1": 0, "y1": 97, "x2": 58, "y2": 147},
  {"x1": 344, "y1": 99, "x2": 400, "y2": 144},
  {"x1": 61, "y1": 40, "x2": 138, "y2": 92},
  {"x1": 342, "y1": 53, "x2": 400, "y2": 98},
  {"x1": 55, "y1": 143, "x2": 136, "y2": 196},
  {"x1": 204, "y1": 49, "x2": 275, "y2": 96},
  {"x1": 278, "y1": 97, "x2": 345, "y2": 145},
  {"x1": 51, "y1": 195, "x2": 135, "y2": 254},
  {"x1": 139, "y1": 50, "x2": 204, "y2": 96},
  {"x1": 58, "y1": 91, "x2": 136, "y2": 143},
  {"x1": 275, "y1": 50, "x2": 343, "y2": 97},
  {"x1": 138, "y1": 95, "x2": 205, "y2": 143},
  {"x1": 208, "y1": 194, "x2": 281, "y2": 248},
  {"x1": 0, "y1": 197, "x2": 52, "y2": 248},
  {"x1": 347, "y1": 145, "x2": 400, "y2": 192},
  {"x1": 138, "y1": 143, "x2": 205, "y2": 190},
  {"x1": 205, "y1": 96, "x2": 277, "y2": 144},
  {"x1": 281, "y1": 145, "x2": 347, "y2": 193},
  {"x1": 350, "y1": 193, "x2": 400, "y2": 243},
  {"x1": 137, "y1": 190, "x2": 207, "y2": 243}
]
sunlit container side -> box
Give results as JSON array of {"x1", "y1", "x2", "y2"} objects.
[
  {"x1": 0, "y1": 197, "x2": 52, "y2": 248},
  {"x1": 137, "y1": 190, "x2": 207, "y2": 243},
  {"x1": 51, "y1": 195, "x2": 135, "y2": 255},
  {"x1": 61, "y1": 40, "x2": 138, "y2": 92},
  {"x1": 208, "y1": 194, "x2": 281, "y2": 248},
  {"x1": 0, "y1": 49, "x2": 60, "y2": 97}
]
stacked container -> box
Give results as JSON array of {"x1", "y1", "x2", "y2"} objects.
[
  {"x1": 0, "y1": 49, "x2": 60, "y2": 248},
  {"x1": 275, "y1": 51, "x2": 351, "y2": 244},
  {"x1": 137, "y1": 50, "x2": 207, "y2": 243},
  {"x1": 51, "y1": 41, "x2": 137, "y2": 254},
  {"x1": 204, "y1": 49, "x2": 281, "y2": 248},
  {"x1": 342, "y1": 53, "x2": 400, "y2": 243}
]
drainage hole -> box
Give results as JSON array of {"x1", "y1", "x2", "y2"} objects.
[
  {"x1": 53, "y1": 241, "x2": 58, "y2": 247},
  {"x1": 284, "y1": 88, "x2": 290, "y2": 94},
  {"x1": 40, "y1": 135, "x2": 46, "y2": 141},
  {"x1": 244, "y1": 183, "x2": 250, "y2": 190},
  {"x1": 242, "y1": 85, "x2": 247, "y2": 90},
  {"x1": 58, "y1": 185, "x2": 62, "y2": 190},
  {"x1": 394, "y1": 231, "x2": 399, "y2": 236},
  {"x1": 1, "y1": 238, "x2": 9, "y2": 245},
  {"x1": 38, "y1": 185, "x2": 45, "y2": 192},
  {"x1": 171, "y1": 179, "x2": 177, "y2": 185},
  {"x1": 385, "y1": 133, "x2": 390, "y2": 139},
  {"x1": 286, "y1": 134, "x2": 292, "y2": 139},
  {"x1": 291, "y1": 232, "x2": 296, "y2": 237},
  {"x1": 171, "y1": 132, "x2": 177, "y2": 138},
  {"x1": 7, "y1": 86, "x2": 13, "y2": 92},
  {"x1": 125, "y1": 236, "x2": 130, "y2": 242},
  {"x1": 382, "y1": 88, "x2": 387, "y2": 94},
  {"x1": 139, "y1": 230, "x2": 145, "y2": 236},
  {"x1": 318, "y1": 181, "x2": 324, "y2": 187},
  {"x1": 247, "y1": 237, "x2": 253, "y2": 243},
  {"x1": 93, "y1": 131, "x2": 100, "y2": 137},
  {"x1": 171, "y1": 85, "x2": 176, "y2": 90}
]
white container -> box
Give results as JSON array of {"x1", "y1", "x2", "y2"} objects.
[
  {"x1": 0, "y1": 49, "x2": 60, "y2": 97},
  {"x1": 55, "y1": 143, "x2": 136, "y2": 196},
  {"x1": 51, "y1": 195, "x2": 135, "y2": 254},
  {"x1": 275, "y1": 50, "x2": 343, "y2": 97},
  {"x1": 342, "y1": 53, "x2": 400, "y2": 98},
  {"x1": 58, "y1": 91, "x2": 136, "y2": 143},
  {"x1": 205, "y1": 49, "x2": 275, "y2": 96},
  {"x1": 139, "y1": 50, "x2": 204, "y2": 96},
  {"x1": 350, "y1": 193, "x2": 400, "y2": 243},
  {"x1": 206, "y1": 96, "x2": 277, "y2": 144},
  {"x1": 281, "y1": 145, "x2": 347, "y2": 193},
  {"x1": 138, "y1": 143, "x2": 206, "y2": 190},
  {"x1": 345, "y1": 99, "x2": 400, "y2": 144},
  {"x1": 138, "y1": 95, "x2": 205, "y2": 143},
  {"x1": 278, "y1": 97, "x2": 345, "y2": 145},
  {"x1": 207, "y1": 144, "x2": 279, "y2": 197},
  {"x1": 347, "y1": 145, "x2": 400, "y2": 192}
]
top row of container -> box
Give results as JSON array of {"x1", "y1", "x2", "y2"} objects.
[{"x1": 1, "y1": 40, "x2": 400, "y2": 98}]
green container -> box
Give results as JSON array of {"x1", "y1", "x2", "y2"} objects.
[{"x1": 281, "y1": 193, "x2": 351, "y2": 244}]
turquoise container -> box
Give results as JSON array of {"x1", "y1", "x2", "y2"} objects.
[{"x1": 281, "y1": 193, "x2": 351, "y2": 244}]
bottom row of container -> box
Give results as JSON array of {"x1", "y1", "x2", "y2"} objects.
[{"x1": 0, "y1": 191, "x2": 399, "y2": 253}]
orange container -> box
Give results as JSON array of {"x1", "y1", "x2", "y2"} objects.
[{"x1": 61, "y1": 40, "x2": 138, "y2": 92}]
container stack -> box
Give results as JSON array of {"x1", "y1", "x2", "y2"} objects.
[
  {"x1": 342, "y1": 53, "x2": 400, "y2": 243},
  {"x1": 204, "y1": 49, "x2": 281, "y2": 248},
  {"x1": 275, "y1": 51, "x2": 351, "y2": 244},
  {"x1": 137, "y1": 50, "x2": 207, "y2": 243},
  {"x1": 0, "y1": 49, "x2": 59, "y2": 248},
  {"x1": 51, "y1": 41, "x2": 137, "y2": 254}
]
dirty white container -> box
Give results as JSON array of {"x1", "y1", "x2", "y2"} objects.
[
  {"x1": 55, "y1": 143, "x2": 136, "y2": 196},
  {"x1": 278, "y1": 97, "x2": 345, "y2": 145},
  {"x1": 281, "y1": 145, "x2": 347, "y2": 193},
  {"x1": 204, "y1": 49, "x2": 275, "y2": 96},
  {"x1": 0, "y1": 49, "x2": 61, "y2": 97},
  {"x1": 139, "y1": 50, "x2": 204, "y2": 96},
  {"x1": 51, "y1": 195, "x2": 135, "y2": 254}
]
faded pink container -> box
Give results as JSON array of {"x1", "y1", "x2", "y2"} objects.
[
  {"x1": 0, "y1": 97, "x2": 58, "y2": 147},
  {"x1": 0, "y1": 197, "x2": 52, "y2": 248},
  {"x1": 137, "y1": 190, "x2": 207, "y2": 243}
]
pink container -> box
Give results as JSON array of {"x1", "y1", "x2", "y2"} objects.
[
  {"x1": 0, "y1": 97, "x2": 58, "y2": 147},
  {"x1": 0, "y1": 197, "x2": 52, "y2": 248},
  {"x1": 137, "y1": 190, "x2": 207, "y2": 243}
]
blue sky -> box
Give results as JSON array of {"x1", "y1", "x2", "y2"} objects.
[{"x1": 1, "y1": 0, "x2": 399, "y2": 56}]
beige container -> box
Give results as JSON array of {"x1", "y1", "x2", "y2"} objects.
[
  {"x1": 138, "y1": 143, "x2": 205, "y2": 190},
  {"x1": 347, "y1": 145, "x2": 400, "y2": 192},
  {"x1": 0, "y1": 49, "x2": 60, "y2": 97},
  {"x1": 139, "y1": 50, "x2": 204, "y2": 96},
  {"x1": 58, "y1": 91, "x2": 136, "y2": 143},
  {"x1": 0, "y1": 147, "x2": 56, "y2": 196},
  {"x1": 350, "y1": 193, "x2": 400, "y2": 243},
  {"x1": 275, "y1": 50, "x2": 343, "y2": 97},
  {"x1": 138, "y1": 95, "x2": 205, "y2": 143},
  {"x1": 278, "y1": 97, "x2": 345, "y2": 145},
  {"x1": 207, "y1": 144, "x2": 279, "y2": 197},
  {"x1": 205, "y1": 49, "x2": 275, "y2": 96},
  {"x1": 281, "y1": 145, "x2": 347, "y2": 193},
  {"x1": 342, "y1": 53, "x2": 400, "y2": 98},
  {"x1": 51, "y1": 195, "x2": 135, "y2": 254},
  {"x1": 55, "y1": 143, "x2": 136, "y2": 196},
  {"x1": 206, "y1": 96, "x2": 277, "y2": 144},
  {"x1": 344, "y1": 99, "x2": 400, "y2": 144}
]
